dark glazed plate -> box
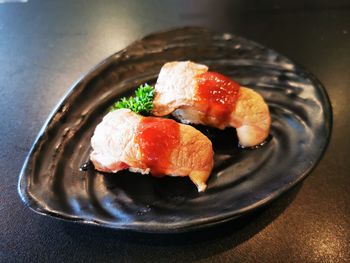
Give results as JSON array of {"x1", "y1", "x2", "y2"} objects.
[{"x1": 18, "y1": 27, "x2": 332, "y2": 233}]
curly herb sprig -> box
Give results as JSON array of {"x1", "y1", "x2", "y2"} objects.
[{"x1": 110, "y1": 84, "x2": 155, "y2": 115}]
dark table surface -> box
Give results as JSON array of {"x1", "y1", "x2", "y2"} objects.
[{"x1": 1, "y1": 1, "x2": 349, "y2": 262}]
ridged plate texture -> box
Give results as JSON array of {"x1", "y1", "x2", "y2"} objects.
[{"x1": 18, "y1": 27, "x2": 332, "y2": 232}]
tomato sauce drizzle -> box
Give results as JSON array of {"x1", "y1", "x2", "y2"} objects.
[
  {"x1": 135, "y1": 117, "x2": 180, "y2": 176},
  {"x1": 196, "y1": 72, "x2": 240, "y2": 124}
]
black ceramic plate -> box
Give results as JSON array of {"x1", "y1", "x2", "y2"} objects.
[{"x1": 18, "y1": 27, "x2": 332, "y2": 233}]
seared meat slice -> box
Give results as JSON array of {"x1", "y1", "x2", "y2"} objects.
[
  {"x1": 153, "y1": 61, "x2": 271, "y2": 147},
  {"x1": 90, "y1": 109, "x2": 214, "y2": 192}
]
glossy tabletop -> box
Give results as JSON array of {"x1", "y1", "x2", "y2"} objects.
[{"x1": 0, "y1": 1, "x2": 349, "y2": 262}]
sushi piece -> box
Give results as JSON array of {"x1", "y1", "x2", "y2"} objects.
[
  {"x1": 152, "y1": 61, "x2": 271, "y2": 147},
  {"x1": 90, "y1": 109, "x2": 214, "y2": 192}
]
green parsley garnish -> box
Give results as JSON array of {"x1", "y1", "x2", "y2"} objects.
[{"x1": 110, "y1": 84, "x2": 155, "y2": 115}]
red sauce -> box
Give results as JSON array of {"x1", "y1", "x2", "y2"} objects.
[
  {"x1": 196, "y1": 72, "x2": 240, "y2": 124},
  {"x1": 135, "y1": 117, "x2": 180, "y2": 176}
]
